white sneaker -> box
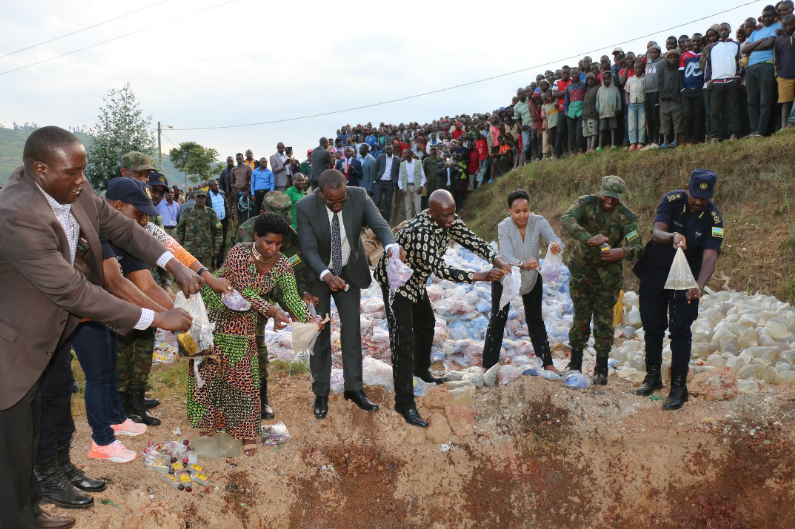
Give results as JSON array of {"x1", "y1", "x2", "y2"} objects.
[
  {"x1": 111, "y1": 418, "x2": 147, "y2": 436},
  {"x1": 88, "y1": 440, "x2": 137, "y2": 463}
]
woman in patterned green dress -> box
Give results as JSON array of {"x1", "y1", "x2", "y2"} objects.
[{"x1": 187, "y1": 213, "x2": 314, "y2": 456}]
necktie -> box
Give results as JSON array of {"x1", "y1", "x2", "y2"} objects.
[{"x1": 331, "y1": 212, "x2": 342, "y2": 276}]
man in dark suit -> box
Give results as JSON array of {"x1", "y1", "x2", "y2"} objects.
[
  {"x1": 296, "y1": 169, "x2": 398, "y2": 419},
  {"x1": 309, "y1": 137, "x2": 333, "y2": 189},
  {"x1": 372, "y1": 144, "x2": 400, "y2": 220},
  {"x1": 436, "y1": 155, "x2": 462, "y2": 210},
  {"x1": 335, "y1": 146, "x2": 362, "y2": 187},
  {"x1": 0, "y1": 127, "x2": 198, "y2": 529}
]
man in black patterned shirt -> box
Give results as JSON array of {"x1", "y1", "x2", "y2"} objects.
[{"x1": 374, "y1": 189, "x2": 509, "y2": 427}]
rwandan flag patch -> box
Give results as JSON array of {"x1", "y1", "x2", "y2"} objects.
[
  {"x1": 711, "y1": 227, "x2": 724, "y2": 238},
  {"x1": 626, "y1": 230, "x2": 639, "y2": 242},
  {"x1": 287, "y1": 254, "x2": 301, "y2": 266}
]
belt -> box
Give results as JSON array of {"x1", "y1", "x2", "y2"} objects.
[{"x1": 711, "y1": 78, "x2": 736, "y2": 84}]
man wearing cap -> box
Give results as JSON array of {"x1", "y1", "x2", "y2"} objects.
[
  {"x1": 120, "y1": 151, "x2": 156, "y2": 182},
  {"x1": 152, "y1": 173, "x2": 179, "y2": 236},
  {"x1": 177, "y1": 189, "x2": 222, "y2": 270},
  {"x1": 633, "y1": 170, "x2": 723, "y2": 410},
  {"x1": 560, "y1": 176, "x2": 645, "y2": 384},
  {"x1": 235, "y1": 191, "x2": 315, "y2": 419}
]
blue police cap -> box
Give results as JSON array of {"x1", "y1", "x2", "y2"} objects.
[
  {"x1": 688, "y1": 169, "x2": 717, "y2": 200},
  {"x1": 106, "y1": 177, "x2": 161, "y2": 217},
  {"x1": 148, "y1": 171, "x2": 169, "y2": 189}
]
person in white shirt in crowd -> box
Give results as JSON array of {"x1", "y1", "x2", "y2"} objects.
[{"x1": 398, "y1": 148, "x2": 426, "y2": 221}]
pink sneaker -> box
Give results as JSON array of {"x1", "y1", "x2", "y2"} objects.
[
  {"x1": 111, "y1": 418, "x2": 147, "y2": 437},
  {"x1": 88, "y1": 440, "x2": 137, "y2": 463}
]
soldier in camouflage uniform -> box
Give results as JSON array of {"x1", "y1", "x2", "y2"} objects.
[
  {"x1": 176, "y1": 189, "x2": 222, "y2": 267},
  {"x1": 560, "y1": 176, "x2": 644, "y2": 385},
  {"x1": 236, "y1": 191, "x2": 314, "y2": 418}
]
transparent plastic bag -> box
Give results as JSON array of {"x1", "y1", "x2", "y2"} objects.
[
  {"x1": 261, "y1": 422, "x2": 292, "y2": 446},
  {"x1": 498, "y1": 267, "x2": 521, "y2": 309},
  {"x1": 292, "y1": 315, "x2": 329, "y2": 356},
  {"x1": 221, "y1": 289, "x2": 251, "y2": 311},
  {"x1": 664, "y1": 247, "x2": 698, "y2": 290},
  {"x1": 174, "y1": 292, "x2": 215, "y2": 357},
  {"x1": 386, "y1": 250, "x2": 414, "y2": 290},
  {"x1": 563, "y1": 370, "x2": 591, "y2": 389},
  {"x1": 539, "y1": 244, "x2": 563, "y2": 285}
]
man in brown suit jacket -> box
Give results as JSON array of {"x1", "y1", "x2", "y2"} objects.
[{"x1": 0, "y1": 127, "x2": 200, "y2": 529}]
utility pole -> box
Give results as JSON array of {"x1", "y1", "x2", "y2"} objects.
[{"x1": 157, "y1": 121, "x2": 162, "y2": 163}]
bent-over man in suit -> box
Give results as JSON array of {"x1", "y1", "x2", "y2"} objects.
[
  {"x1": 0, "y1": 126, "x2": 200, "y2": 529},
  {"x1": 296, "y1": 169, "x2": 400, "y2": 420}
]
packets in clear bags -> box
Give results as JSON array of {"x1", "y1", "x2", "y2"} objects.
[
  {"x1": 174, "y1": 292, "x2": 215, "y2": 357},
  {"x1": 221, "y1": 289, "x2": 251, "y2": 311},
  {"x1": 539, "y1": 243, "x2": 563, "y2": 285},
  {"x1": 664, "y1": 247, "x2": 698, "y2": 290},
  {"x1": 498, "y1": 267, "x2": 521, "y2": 309}
]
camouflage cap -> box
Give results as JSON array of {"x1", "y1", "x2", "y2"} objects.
[
  {"x1": 599, "y1": 175, "x2": 626, "y2": 199},
  {"x1": 261, "y1": 191, "x2": 292, "y2": 219},
  {"x1": 121, "y1": 151, "x2": 156, "y2": 171}
]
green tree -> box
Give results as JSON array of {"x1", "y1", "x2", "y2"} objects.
[
  {"x1": 169, "y1": 141, "x2": 219, "y2": 186},
  {"x1": 85, "y1": 83, "x2": 158, "y2": 190}
]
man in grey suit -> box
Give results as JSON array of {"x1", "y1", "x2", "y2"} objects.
[
  {"x1": 296, "y1": 169, "x2": 399, "y2": 419},
  {"x1": 0, "y1": 126, "x2": 198, "y2": 529},
  {"x1": 269, "y1": 142, "x2": 298, "y2": 192},
  {"x1": 309, "y1": 137, "x2": 332, "y2": 190},
  {"x1": 372, "y1": 144, "x2": 400, "y2": 221}
]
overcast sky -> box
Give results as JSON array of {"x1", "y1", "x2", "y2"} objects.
[{"x1": 0, "y1": 0, "x2": 767, "y2": 167}]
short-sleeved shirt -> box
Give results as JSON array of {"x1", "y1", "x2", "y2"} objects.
[
  {"x1": 634, "y1": 190, "x2": 723, "y2": 287},
  {"x1": 775, "y1": 34, "x2": 795, "y2": 79},
  {"x1": 513, "y1": 100, "x2": 533, "y2": 128},
  {"x1": 748, "y1": 23, "x2": 783, "y2": 66},
  {"x1": 679, "y1": 51, "x2": 704, "y2": 89},
  {"x1": 101, "y1": 237, "x2": 149, "y2": 276}
]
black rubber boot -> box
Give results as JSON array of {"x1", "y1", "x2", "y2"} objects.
[
  {"x1": 663, "y1": 368, "x2": 689, "y2": 410},
  {"x1": 57, "y1": 443, "x2": 106, "y2": 492},
  {"x1": 566, "y1": 348, "x2": 583, "y2": 372},
  {"x1": 35, "y1": 453, "x2": 94, "y2": 509},
  {"x1": 592, "y1": 353, "x2": 609, "y2": 385},
  {"x1": 144, "y1": 398, "x2": 160, "y2": 410},
  {"x1": 261, "y1": 379, "x2": 275, "y2": 420},
  {"x1": 635, "y1": 362, "x2": 664, "y2": 396},
  {"x1": 127, "y1": 388, "x2": 161, "y2": 426}
]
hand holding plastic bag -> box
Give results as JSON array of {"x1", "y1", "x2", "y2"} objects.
[
  {"x1": 498, "y1": 267, "x2": 521, "y2": 309},
  {"x1": 664, "y1": 247, "x2": 698, "y2": 290},
  {"x1": 292, "y1": 314, "x2": 330, "y2": 356},
  {"x1": 539, "y1": 243, "x2": 563, "y2": 285},
  {"x1": 386, "y1": 248, "x2": 413, "y2": 290},
  {"x1": 174, "y1": 292, "x2": 215, "y2": 357}
]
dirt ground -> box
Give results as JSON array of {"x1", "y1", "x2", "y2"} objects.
[{"x1": 56, "y1": 359, "x2": 795, "y2": 529}]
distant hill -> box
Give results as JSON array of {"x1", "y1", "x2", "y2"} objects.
[{"x1": 0, "y1": 127, "x2": 187, "y2": 188}]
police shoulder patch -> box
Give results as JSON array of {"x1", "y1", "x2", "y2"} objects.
[
  {"x1": 626, "y1": 229, "x2": 639, "y2": 242},
  {"x1": 711, "y1": 227, "x2": 724, "y2": 238}
]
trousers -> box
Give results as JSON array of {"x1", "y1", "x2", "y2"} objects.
[
  {"x1": 639, "y1": 281, "x2": 699, "y2": 370},
  {"x1": 681, "y1": 87, "x2": 705, "y2": 143},
  {"x1": 746, "y1": 62, "x2": 776, "y2": 135},
  {"x1": 37, "y1": 340, "x2": 75, "y2": 463},
  {"x1": 380, "y1": 285, "x2": 435, "y2": 412},
  {"x1": 482, "y1": 279, "x2": 552, "y2": 369},
  {"x1": 644, "y1": 92, "x2": 661, "y2": 144},
  {"x1": 627, "y1": 102, "x2": 646, "y2": 144},
  {"x1": 402, "y1": 184, "x2": 422, "y2": 221},
  {"x1": 709, "y1": 81, "x2": 741, "y2": 138},
  {"x1": 115, "y1": 327, "x2": 155, "y2": 392},
  {"x1": 568, "y1": 263, "x2": 622, "y2": 354},
  {"x1": 372, "y1": 180, "x2": 394, "y2": 221},
  {"x1": 567, "y1": 115, "x2": 583, "y2": 153}
]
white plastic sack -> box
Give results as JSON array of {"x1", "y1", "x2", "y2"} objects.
[
  {"x1": 664, "y1": 247, "x2": 698, "y2": 290},
  {"x1": 539, "y1": 244, "x2": 563, "y2": 285},
  {"x1": 174, "y1": 292, "x2": 215, "y2": 356},
  {"x1": 386, "y1": 250, "x2": 414, "y2": 290},
  {"x1": 498, "y1": 267, "x2": 521, "y2": 309}
]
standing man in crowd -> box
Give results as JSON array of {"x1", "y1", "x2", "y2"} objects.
[
  {"x1": 360, "y1": 143, "x2": 376, "y2": 193},
  {"x1": 422, "y1": 145, "x2": 445, "y2": 211},
  {"x1": 270, "y1": 142, "x2": 297, "y2": 192},
  {"x1": 177, "y1": 189, "x2": 222, "y2": 271},
  {"x1": 218, "y1": 155, "x2": 234, "y2": 200},
  {"x1": 284, "y1": 173, "x2": 308, "y2": 230},
  {"x1": 560, "y1": 176, "x2": 644, "y2": 385},
  {"x1": 154, "y1": 174, "x2": 179, "y2": 237},
  {"x1": 706, "y1": 23, "x2": 742, "y2": 144},
  {"x1": 296, "y1": 170, "x2": 397, "y2": 420},
  {"x1": 372, "y1": 143, "x2": 400, "y2": 221},
  {"x1": 398, "y1": 148, "x2": 425, "y2": 221},
  {"x1": 633, "y1": 170, "x2": 723, "y2": 410},
  {"x1": 251, "y1": 157, "x2": 274, "y2": 215},
  {"x1": 310, "y1": 137, "x2": 332, "y2": 190},
  {"x1": 244, "y1": 149, "x2": 257, "y2": 170},
  {"x1": 231, "y1": 152, "x2": 253, "y2": 224},
  {"x1": 374, "y1": 190, "x2": 508, "y2": 427},
  {"x1": 0, "y1": 126, "x2": 196, "y2": 529},
  {"x1": 742, "y1": 5, "x2": 782, "y2": 137},
  {"x1": 206, "y1": 179, "x2": 229, "y2": 269}
]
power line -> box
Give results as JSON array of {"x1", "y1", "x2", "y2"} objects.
[
  {"x1": 0, "y1": 0, "x2": 176, "y2": 59},
  {"x1": 0, "y1": 0, "x2": 242, "y2": 76},
  {"x1": 168, "y1": 0, "x2": 762, "y2": 132}
]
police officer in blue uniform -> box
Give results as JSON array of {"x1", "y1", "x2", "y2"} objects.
[{"x1": 633, "y1": 169, "x2": 723, "y2": 410}]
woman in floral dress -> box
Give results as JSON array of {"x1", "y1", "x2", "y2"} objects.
[{"x1": 187, "y1": 213, "x2": 314, "y2": 455}]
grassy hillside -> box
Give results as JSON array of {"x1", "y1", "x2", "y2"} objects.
[
  {"x1": 0, "y1": 127, "x2": 184, "y2": 187},
  {"x1": 460, "y1": 131, "x2": 795, "y2": 303}
]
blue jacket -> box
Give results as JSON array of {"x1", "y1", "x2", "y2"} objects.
[
  {"x1": 360, "y1": 155, "x2": 376, "y2": 192},
  {"x1": 336, "y1": 157, "x2": 361, "y2": 187}
]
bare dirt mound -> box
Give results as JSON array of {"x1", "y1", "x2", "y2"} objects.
[{"x1": 59, "y1": 367, "x2": 795, "y2": 529}]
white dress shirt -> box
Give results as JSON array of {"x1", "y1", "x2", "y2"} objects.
[
  {"x1": 279, "y1": 152, "x2": 292, "y2": 175},
  {"x1": 398, "y1": 160, "x2": 427, "y2": 190},
  {"x1": 381, "y1": 156, "x2": 394, "y2": 181}
]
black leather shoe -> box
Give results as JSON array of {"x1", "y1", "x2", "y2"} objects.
[
  {"x1": 36, "y1": 510, "x2": 76, "y2": 529},
  {"x1": 57, "y1": 444, "x2": 105, "y2": 492},
  {"x1": 415, "y1": 372, "x2": 446, "y2": 385},
  {"x1": 344, "y1": 390, "x2": 379, "y2": 411},
  {"x1": 313, "y1": 395, "x2": 328, "y2": 419},
  {"x1": 126, "y1": 389, "x2": 161, "y2": 426},
  {"x1": 35, "y1": 454, "x2": 94, "y2": 509},
  {"x1": 395, "y1": 407, "x2": 429, "y2": 428},
  {"x1": 144, "y1": 398, "x2": 160, "y2": 410}
]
